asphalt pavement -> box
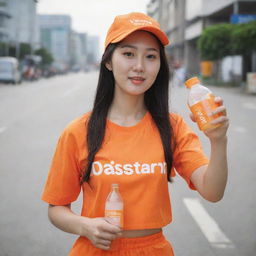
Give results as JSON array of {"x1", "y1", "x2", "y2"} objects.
[{"x1": 0, "y1": 72, "x2": 255, "y2": 256}]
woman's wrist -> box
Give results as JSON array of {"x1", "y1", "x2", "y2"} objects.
[
  {"x1": 74, "y1": 215, "x2": 91, "y2": 237},
  {"x1": 209, "y1": 135, "x2": 228, "y2": 145}
]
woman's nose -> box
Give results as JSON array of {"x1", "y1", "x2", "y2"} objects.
[{"x1": 132, "y1": 57, "x2": 144, "y2": 73}]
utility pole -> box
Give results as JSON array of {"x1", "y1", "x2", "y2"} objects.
[
  {"x1": 233, "y1": 0, "x2": 239, "y2": 14},
  {"x1": 15, "y1": 0, "x2": 20, "y2": 59}
]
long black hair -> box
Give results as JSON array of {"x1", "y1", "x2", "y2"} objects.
[{"x1": 82, "y1": 38, "x2": 174, "y2": 183}]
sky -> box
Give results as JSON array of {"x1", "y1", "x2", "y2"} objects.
[{"x1": 38, "y1": 0, "x2": 149, "y2": 54}]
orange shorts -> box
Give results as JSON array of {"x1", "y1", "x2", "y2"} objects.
[{"x1": 69, "y1": 231, "x2": 174, "y2": 255}]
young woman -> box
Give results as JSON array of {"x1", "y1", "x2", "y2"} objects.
[{"x1": 42, "y1": 12, "x2": 229, "y2": 255}]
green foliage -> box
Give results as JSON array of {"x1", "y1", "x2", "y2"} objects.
[
  {"x1": 198, "y1": 23, "x2": 234, "y2": 60},
  {"x1": 0, "y1": 42, "x2": 7, "y2": 56},
  {"x1": 198, "y1": 21, "x2": 256, "y2": 60},
  {"x1": 34, "y1": 48, "x2": 54, "y2": 65},
  {"x1": 232, "y1": 21, "x2": 256, "y2": 55},
  {"x1": 19, "y1": 43, "x2": 31, "y2": 59}
]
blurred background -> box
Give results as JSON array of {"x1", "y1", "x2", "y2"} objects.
[
  {"x1": 0, "y1": 0, "x2": 255, "y2": 86},
  {"x1": 0, "y1": 1, "x2": 255, "y2": 256}
]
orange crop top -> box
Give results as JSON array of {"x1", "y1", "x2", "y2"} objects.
[{"x1": 42, "y1": 112, "x2": 208, "y2": 231}]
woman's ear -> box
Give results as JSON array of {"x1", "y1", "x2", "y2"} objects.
[{"x1": 105, "y1": 62, "x2": 112, "y2": 71}]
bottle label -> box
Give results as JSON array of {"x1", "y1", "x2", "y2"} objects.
[
  {"x1": 105, "y1": 210, "x2": 124, "y2": 228},
  {"x1": 190, "y1": 93, "x2": 222, "y2": 130}
]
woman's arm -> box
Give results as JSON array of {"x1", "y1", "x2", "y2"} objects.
[
  {"x1": 48, "y1": 204, "x2": 84, "y2": 235},
  {"x1": 190, "y1": 136, "x2": 228, "y2": 202},
  {"x1": 190, "y1": 97, "x2": 229, "y2": 202}
]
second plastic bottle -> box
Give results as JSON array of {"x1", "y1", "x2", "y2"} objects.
[
  {"x1": 185, "y1": 77, "x2": 223, "y2": 131},
  {"x1": 105, "y1": 184, "x2": 124, "y2": 228}
]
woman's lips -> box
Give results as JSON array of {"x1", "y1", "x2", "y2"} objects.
[{"x1": 129, "y1": 77, "x2": 145, "y2": 85}]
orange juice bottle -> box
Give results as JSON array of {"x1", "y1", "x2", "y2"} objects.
[
  {"x1": 105, "y1": 184, "x2": 124, "y2": 228},
  {"x1": 185, "y1": 77, "x2": 222, "y2": 131}
]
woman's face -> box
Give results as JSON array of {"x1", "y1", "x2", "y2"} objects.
[{"x1": 107, "y1": 30, "x2": 161, "y2": 96}]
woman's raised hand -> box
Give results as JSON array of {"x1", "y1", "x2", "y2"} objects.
[{"x1": 190, "y1": 96, "x2": 229, "y2": 141}]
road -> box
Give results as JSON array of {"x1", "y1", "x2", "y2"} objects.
[{"x1": 0, "y1": 72, "x2": 255, "y2": 256}]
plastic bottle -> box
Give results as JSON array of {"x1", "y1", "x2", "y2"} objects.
[
  {"x1": 105, "y1": 184, "x2": 124, "y2": 228},
  {"x1": 184, "y1": 77, "x2": 222, "y2": 131}
]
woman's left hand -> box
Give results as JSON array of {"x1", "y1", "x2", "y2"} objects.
[{"x1": 190, "y1": 97, "x2": 229, "y2": 141}]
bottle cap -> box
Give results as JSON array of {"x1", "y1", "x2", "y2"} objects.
[
  {"x1": 184, "y1": 77, "x2": 200, "y2": 88},
  {"x1": 112, "y1": 184, "x2": 119, "y2": 188}
]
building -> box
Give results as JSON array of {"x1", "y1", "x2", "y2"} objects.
[
  {"x1": 0, "y1": 0, "x2": 39, "y2": 55},
  {"x1": 147, "y1": 0, "x2": 256, "y2": 80},
  {"x1": 78, "y1": 33, "x2": 88, "y2": 60},
  {"x1": 39, "y1": 15, "x2": 72, "y2": 70},
  {"x1": 78, "y1": 33, "x2": 88, "y2": 68},
  {"x1": 87, "y1": 35, "x2": 100, "y2": 67},
  {"x1": 7, "y1": 0, "x2": 39, "y2": 49},
  {"x1": 147, "y1": 0, "x2": 186, "y2": 69},
  {"x1": 0, "y1": 0, "x2": 11, "y2": 42},
  {"x1": 147, "y1": 0, "x2": 161, "y2": 21},
  {"x1": 70, "y1": 31, "x2": 88, "y2": 69}
]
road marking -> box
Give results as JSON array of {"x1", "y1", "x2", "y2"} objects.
[
  {"x1": 233, "y1": 126, "x2": 247, "y2": 133},
  {"x1": 242, "y1": 102, "x2": 256, "y2": 110},
  {"x1": 0, "y1": 126, "x2": 7, "y2": 133},
  {"x1": 183, "y1": 198, "x2": 235, "y2": 249}
]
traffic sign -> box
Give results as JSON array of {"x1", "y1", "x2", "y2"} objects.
[{"x1": 231, "y1": 14, "x2": 256, "y2": 24}]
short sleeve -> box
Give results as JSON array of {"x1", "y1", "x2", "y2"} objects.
[
  {"x1": 171, "y1": 114, "x2": 209, "y2": 190},
  {"x1": 41, "y1": 128, "x2": 81, "y2": 205}
]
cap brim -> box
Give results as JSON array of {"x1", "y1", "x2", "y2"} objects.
[{"x1": 109, "y1": 26, "x2": 169, "y2": 47}]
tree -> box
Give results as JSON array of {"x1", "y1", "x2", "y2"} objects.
[
  {"x1": 19, "y1": 43, "x2": 31, "y2": 59},
  {"x1": 198, "y1": 21, "x2": 256, "y2": 82},
  {"x1": 232, "y1": 21, "x2": 256, "y2": 80},
  {"x1": 197, "y1": 23, "x2": 234, "y2": 61},
  {"x1": 0, "y1": 42, "x2": 8, "y2": 56},
  {"x1": 34, "y1": 48, "x2": 54, "y2": 66},
  {"x1": 232, "y1": 21, "x2": 256, "y2": 55}
]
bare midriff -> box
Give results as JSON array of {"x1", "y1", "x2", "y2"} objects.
[{"x1": 120, "y1": 228, "x2": 162, "y2": 238}]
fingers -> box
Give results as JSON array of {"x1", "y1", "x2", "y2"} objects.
[
  {"x1": 189, "y1": 112, "x2": 196, "y2": 122},
  {"x1": 88, "y1": 217, "x2": 123, "y2": 251},
  {"x1": 103, "y1": 218, "x2": 122, "y2": 233},
  {"x1": 99, "y1": 239, "x2": 111, "y2": 246},
  {"x1": 215, "y1": 96, "x2": 223, "y2": 106},
  {"x1": 116, "y1": 231, "x2": 123, "y2": 238},
  {"x1": 210, "y1": 115, "x2": 229, "y2": 125},
  {"x1": 93, "y1": 231, "x2": 116, "y2": 251},
  {"x1": 190, "y1": 96, "x2": 227, "y2": 122},
  {"x1": 211, "y1": 105, "x2": 227, "y2": 116},
  {"x1": 95, "y1": 241, "x2": 111, "y2": 251},
  {"x1": 98, "y1": 231, "x2": 118, "y2": 241}
]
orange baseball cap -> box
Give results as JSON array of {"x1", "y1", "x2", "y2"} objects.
[{"x1": 104, "y1": 12, "x2": 169, "y2": 49}]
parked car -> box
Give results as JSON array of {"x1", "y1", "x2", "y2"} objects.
[{"x1": 0, "y1": 57, "x2": 22, "y2": 84}]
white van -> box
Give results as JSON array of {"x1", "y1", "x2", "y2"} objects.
[{"x1": 0, "y1": 57, "x2": 22, "y2": 84}]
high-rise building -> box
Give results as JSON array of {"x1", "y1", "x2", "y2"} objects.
[
  {"x1": 87, "y1": 35, "x2": 100, "y2": 66},
  {"x1": 39, "y1": 15, "x2": 72, "y2": 69},
  {"x1": 0, "y1": 0, "x2": 11, "y2": 42},
  {"x1": 70, "y1": 31, "x2": 83, "y2": 68},
  {"x1": 7, "y1": 0, "x2": 39, "y2": 49},
  {"x1": 0, "y1": 0, "x2": 39, "y2": 53},
  {"x1": 78, "y1": 32, "x2": 88, "y2": 67},
  {"x1": 78, "y1": 33, "x2": 87, "y2": 59}
]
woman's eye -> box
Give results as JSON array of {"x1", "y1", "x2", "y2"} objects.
[
  {"x1": 147, "y1": 54, "x2": 157, "y2": 59},
  {"x1": 123, "y1": 52, "x2": 134, "y2": 57}
]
